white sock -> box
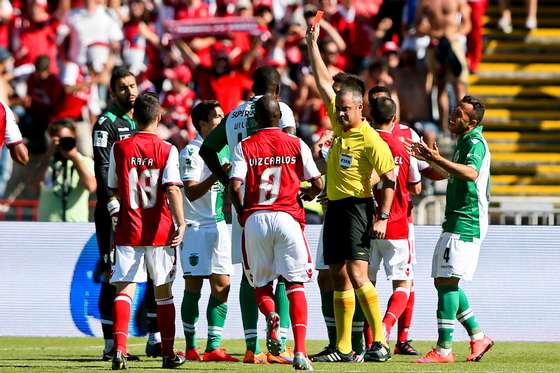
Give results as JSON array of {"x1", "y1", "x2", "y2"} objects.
[
  {"x1": 471, "y1": 332, "x2": 484, "y2": 341},
  {"x1": 436, "y1": 347, "x2": 452, "y2": 356},
  {"x1": 148, "y1": 332, "x2": 161, "y2": 344}
]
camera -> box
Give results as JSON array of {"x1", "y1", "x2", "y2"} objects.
[{"x1": 59, "y1": 137, "x2": 76, "y2": 151}]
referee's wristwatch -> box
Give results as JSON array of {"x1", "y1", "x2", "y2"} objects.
[{"x1": 379, "y1": 211, "x2": 390, "y2": 220}]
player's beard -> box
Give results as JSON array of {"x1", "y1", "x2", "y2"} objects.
[{"x1": 117, "y1": 96, "x2": 135, "y2": 112}]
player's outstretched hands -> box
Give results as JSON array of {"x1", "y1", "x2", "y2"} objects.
[
  {"x1": 299, "y1": 186, "x2": 315, "y2": 202},
  {"x1": 372, "y1": 219, "x2": 388, "y2": 239},
  {"x1": 222, "y1": 162, "x2": 232, "y2": 174},
  {"x1": 171, "y1": 223, "x2": 186, "y2": 248},
  {"x1": 412, "y1": 138, "x2": 440, "y2": 162}
]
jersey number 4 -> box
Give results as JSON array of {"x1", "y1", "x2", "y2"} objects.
[
  {"x1": 129, "y1": 168, "x2": 160, "y2": 209},
  {"x1": 259, "y1": 167, "x2": 281, "y2": 205}
]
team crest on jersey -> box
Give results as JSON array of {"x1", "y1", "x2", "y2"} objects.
[{"x1": 189, "y1": 254, "x2": 199, "y2": 266}]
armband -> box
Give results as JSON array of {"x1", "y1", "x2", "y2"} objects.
[{"x1": 382, "y1": 179, "x2": 396, "y2": 190}]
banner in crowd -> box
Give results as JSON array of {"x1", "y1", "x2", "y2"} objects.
[
  {"x1": 0, "y1": 223, "x2": 559, "y2": 341},
  {"x1": 165, "y1": 17, "x2": 260, "y2": 38}
]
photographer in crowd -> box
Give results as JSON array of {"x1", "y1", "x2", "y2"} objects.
[{"x1": 38, "y1": 120, "x2": 96, "y2": 222}]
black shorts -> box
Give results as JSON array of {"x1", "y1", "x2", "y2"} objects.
[{"x1": 322, "y1": 197, "x2": 374, "y2": 265}]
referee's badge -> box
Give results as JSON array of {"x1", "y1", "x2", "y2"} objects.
[
  {"x1": 339, "y1": 153, "x2": 353, "y2": 169},
  {"x1": 189, "y1": 254, "x2": 199, "y2": 266}
]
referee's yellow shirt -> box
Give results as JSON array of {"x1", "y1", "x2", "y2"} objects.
[{"x1": 326, "y1": 100, "x2": 395, "y2": 201}]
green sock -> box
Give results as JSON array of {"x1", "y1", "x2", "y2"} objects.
[
  {"x1": 320, "y1": 290, "x2": 337, "y2": 348},
  {"x1": 457, "y1": 288, "x2": 482, "y2": 339},
  {"x1": 181, "y1": 290, "x2": 201, "y2": 349},
  {"x1": 436, "y1": 284, "x2": 460, "y2": 350},
  {"x1": 275, "y1": 279, "x2": 290, "y2": 352},
  {"x1": 352, "y1": 298, "x2": 365, "y2": 354},
  {"x1": 240, "y1": 274, "x2": 260, "y2": 353},
  {"x1": 206, "y1": 295, "x2": 228, "y2": 352}
]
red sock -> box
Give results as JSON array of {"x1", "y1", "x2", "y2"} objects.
[
  {"x1": 397, "y1": 285, "x2": 415, "y2": 342},
  {"x1": 113, "y1": 293, "x2": 132, "y2": 354},
  {"x1": 255, "y1": 283, "x2": 275, "y2": 317},
  {"x1": 363, "y1": 320, "x2": 373, "y2": 349},
  {"x1": 286, "y1": 283, "x2": 307, "y2": 355},
  {"x1": 157, "y1": 297, "x2": 176, "y2": 358},
  {"x1": 383, "y1": 287, "x2": 409, "y2": 339}
]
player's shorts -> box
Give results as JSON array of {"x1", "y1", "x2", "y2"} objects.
[
  {"x1": 323, "y1": 197, "x2": 374, "y2": 265},
  {"x1": 111, "y1": 245, "x2": 177, "y2": 286},
  {"x1": 432, "y1": 232, "x2": 481, "y2": 281},
  {"x1": 315, "y1": 225, "x2": 328, "y2": 270},
  {"x1": 408, "y1": 222, "x2": 417, "y2": 265},
  {"x1": 242, "y1": 211, "x2": 314, "y2": 288},
  {"x1": 180, "y1": 221, "x2": 233, "y2": 277},
  {"x1": 231, "y1": 209, "x2": 243, "y2": 265},
  {"x1": 369, "y1": 238, "x2": 414, "y2": 281}
]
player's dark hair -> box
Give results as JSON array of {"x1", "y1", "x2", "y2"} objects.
[
  {"x1": 368, "y1": 85, "x2": 391, "y2": 102},
  {"x1": 191, "y1": 100, "x2": 221, "y2": 132},
  {"x1": 370, "y1": 96, "x2": 396, "y2": 125},
  {"x1": 368, "y1": 57, "x2": 388, "y2": 73},
  {"x1": 110, "y1": 66, "x2": 135, "y2": 92},
  {"x1": 254, "y1": 94, "x2": 281, "y2": 128},
  {"x1": 461, "y1": 95, "x2": 485, "y2": 125},
  {"x1": 133, "y1": 92, "x2": 160, "y2": 127},
  {"x1": 252, "y1": 65, "x2": 280, "y2": 95}
]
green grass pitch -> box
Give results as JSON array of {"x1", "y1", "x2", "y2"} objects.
[{"x1": 1, "y1": 337, "x2": 559, "y2": 372}]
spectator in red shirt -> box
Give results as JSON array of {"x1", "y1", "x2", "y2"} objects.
[
  {"x1": 160, "y1": 64, "x2": 196, "y2": 148},
  {"x1": 22, "y1": 55, "x2": 64, "y2": 153}
]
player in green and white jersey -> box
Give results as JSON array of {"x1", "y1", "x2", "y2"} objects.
[
  {"x1": 412, "y1": 96, "x2": 494, "y2": 364},
  {"x1": 199, "y1": 66, "x2": 296, "y2": 365},
  {"x1": 179, "y1": 101, "x2": 238, "y2": 363}
]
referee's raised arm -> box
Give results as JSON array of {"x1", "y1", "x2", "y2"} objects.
[{"x1": 306, "y1": 23, "x2": 336, "y2": 106}]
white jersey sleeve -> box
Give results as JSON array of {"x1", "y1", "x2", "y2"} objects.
[
  {"x1": 3, "y1": 102, "x2": 23, "y2": 146},
  {"x1": 179, "y1": 144, "x2": 203, "y2": 183},
  {"x1": 162, "y1": 145, "x2": 182, "y2": 186},
  {"x1": 279, "y1": 102, "x2": 296, "y2": 129},
  {"x1": 108, "y1": 144, "x2": 117, "y2": 189},
  {"x1": 408, "y1": 157, "x2": 421, "y2": 184},
  {"x1": 300, "y1": 139, "x2": 321, "y2": 181},
  {"x1": 230, "y1": 142, "x2": 247, "y2": 182}
]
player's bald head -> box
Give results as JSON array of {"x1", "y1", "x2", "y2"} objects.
[
  {"x1": 254, "y1": 94, "x2": 281, "y2": 128},
  {"x1": 252, "y1": 66, "x2": 280, "y2": 96}
]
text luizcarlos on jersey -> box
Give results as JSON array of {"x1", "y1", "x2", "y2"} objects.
[{"x1": 249, "y1": 156, "x2": 297, "y2": 167}]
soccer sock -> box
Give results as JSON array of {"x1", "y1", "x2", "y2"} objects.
[
  {"x1": 99, "y1": 281, "x2": 116, "y2": 344},
  {"x1": 286, "y1": 283, "x2": 308, "y2": 355},
  {"x1": 333, "y1": 289, "x2": 355, "y2": 354},
  {"x1": 206, "y1": 295, "x2": 227, "y2": 352},
  {"x1": 436, "y1": 284, "x2": 460, "y2": 350},
  {"x1": 397, "y1": 284, "x2": 415, "y2": 343},
  {"x1": 363, "y1": 320, "x2": 373, "y2": 350},
  {"x1": 157, "y1": 297, "x2": 176, "y2": 358},
  {"x1": 352, "y1": 299, "x2": 365, "y2": 354},
  {"x1": 320, "y1": 289, "x2": 337, "y2": 348},
  {"x1": 275, "y1": 279, "x2": 290, "y2": 351},
  {"x1": 383, "y1": 287, "x2": 410, "y2": 339},
  {"x1": 255, "y1": 283, "x2": 276, "y2": 317},
  {"x1": 355, "y1": 282, "x2": 386, "y2": 345},
  {"x1": 113, "y1": 293, "x2": 132, "y2": 354},
  {"x1": 240, "y1": 274, "x2": 261, "y2": 353},
  {"x1": 457, "y1": 288, "x2": 483, "y2": 340},
  {"x1": 144, "y1": 279, "x2": 159, "y2": 336},
  {"x1": 181, "y1": 291, "x2": 200, "y2": 350}
]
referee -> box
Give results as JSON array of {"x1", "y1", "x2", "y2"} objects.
[{"x1": 307, "y1": 23, "x2": 396, "y2": 363}]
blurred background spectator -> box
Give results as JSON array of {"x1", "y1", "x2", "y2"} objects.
[{"x1": 0, "y1": 0, "x2": 549, "y2": 222}]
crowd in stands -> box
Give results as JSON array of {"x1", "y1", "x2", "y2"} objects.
[{"x1": 0, "y1": 0, "x2": 539, "y2": 211}]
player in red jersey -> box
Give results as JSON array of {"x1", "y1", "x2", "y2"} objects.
[
  {"x1": 0, "y1": 101, "x2": 28, "y2": 166},
  {"x1": 367, "y1": 95, "x2": 422, "y2": 351},
  {"x1": 229, "y1": 95, "x2": 323, "y2": 371},
  {"x1": 107, "y1": 93, "x2": 186, "y2": 370}
]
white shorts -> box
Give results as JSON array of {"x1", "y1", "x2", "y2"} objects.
[
  {"x1": 231, "y1": 209, "x2": 243, "y2": 265},
  {"x1": 432, "y1": 232, "x2": 481, "y2": 281},
  {"x1": 369, "y1": 239, "x2": 414, "y2": 281},
  {"x1": 180, "y1": 221, "x2": 233, "y2": 277},
  {"x1": 111, "y1": 245, "x2": 177, "y2": 287},
  {"x1": 242, "y1": 211, "x2": 314, "y2": 288},
  {"x1": 408, "y1": 222, "x2": 417, "y2": 265},
  {"x1": 315, "y1": 225, "x2": 328, "y2": 270}
]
